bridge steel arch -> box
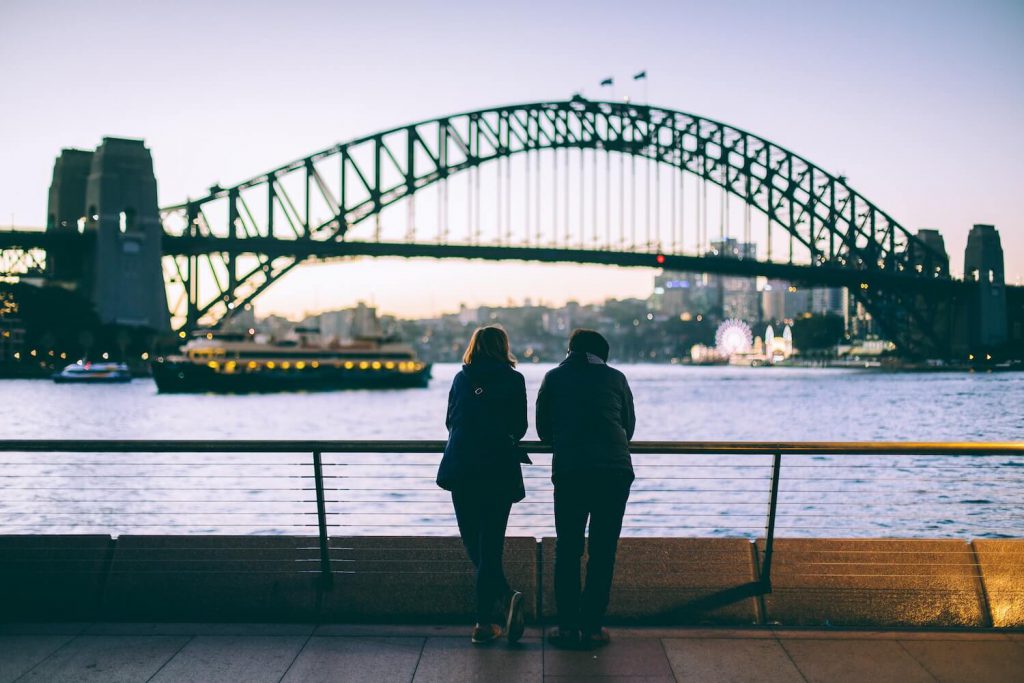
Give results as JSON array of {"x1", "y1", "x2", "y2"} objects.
[{"x1": 161, "y1": 100, "x2": 954, "y2": 355}]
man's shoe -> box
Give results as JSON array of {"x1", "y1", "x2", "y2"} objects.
[
  {"x1": 471, "y1": 623, "x2": 502, "y2": 644},
  {"x1": 581, "y1": 627, "x2": 611, "y2": 647},
  {"x1": 505, "y1": 591, "x2": 525, "y2": 643},
  {"x1": 546, "y1": 627, "x2": 581, "y2": 649}
]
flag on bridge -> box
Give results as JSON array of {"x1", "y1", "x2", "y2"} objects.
[
  {"x1": 633, "y1": 70, "x2": 647, "y2": 80},
  {"x1": 600, "y1": 77, "x2": 614, "y2": 87}
]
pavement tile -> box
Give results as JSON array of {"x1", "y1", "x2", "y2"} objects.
[
  {"x1": 543, "y1": 637, "x2": 674, "y2": 678},
  {"x1": 16, "y1": 635, "x2": 189, "y2": 683},
  {"x1": 0, "y1": 635, "x2": 76, "y2": 683},
  {"x1": 615, "y1": 627, "x2": 776, "y2": 639},
  {"x1": 772, "y1": 628, "x2": 1008, "y2": 641},
  {"x1": 149, "y1": 635, "x2": 308, "y2": 683},
  {"x1": 413, "y1": 636, "x2": 542, "y2": 682},
  {"x1": 85, "y1": 622, "x2": 316, "y2": 636},
  {"x1": 544, "y1": 677, "x2": 676, "y2": 682},
  {"x1": 780, "y1": 639, "x2": 933, "y2": 683},
  {"x1": 280, "y1": 636, "x2": 424, "y2": 683},
  {"x1": 0, "y1": 622, "x2": 90, "y2": 635},
  {"x1": 315, "y1": 623, "x2": 476, "y2": 637},
  {"x1": 876, "y1": 630, "x2": 1010, "y2": 641},
  {"x1": 663, "y1": 637, "x2": 804, "y2": 683},
  {"x1": 899, "y1": 639, "x2": 1024, "y2": 683}
]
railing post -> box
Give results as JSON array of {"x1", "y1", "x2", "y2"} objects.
[
  {"x1": 312, "y1": 450, "x2": 333, "y2": 587},
  {"x1": 761, "y1": 451, "x2": 782, "y2": 591}
]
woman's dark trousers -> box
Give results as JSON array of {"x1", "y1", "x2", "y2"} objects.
[
  {"x1": 553, "y1": 470, "x2": 632, "y2": 633},
  {"x1": 452, "y1": 488, "x2": 513, "y2": 625}
]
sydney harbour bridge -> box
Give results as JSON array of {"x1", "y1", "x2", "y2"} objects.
[{"x1": 0, "y1": 99, "x2": 1012, "y2": 358}]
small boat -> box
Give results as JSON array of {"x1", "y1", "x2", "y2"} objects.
[{"x1": 52, "y1": 361, "x2": 132, "y2": 384}]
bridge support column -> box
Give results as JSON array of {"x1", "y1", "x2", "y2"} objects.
[
  {"x1": 45, "y1": 148, "x2": 94, "y2": 282},
  {"x1": 964, "y1": 224, "x2": 1008, "y2": 354},
  {"x1": 83, "y1": 138, "x2": 170, "y2": 332}
]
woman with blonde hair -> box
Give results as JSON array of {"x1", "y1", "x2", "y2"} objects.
[{"x1": 436, "y1": 325, "x2": 529, "y2": 644}]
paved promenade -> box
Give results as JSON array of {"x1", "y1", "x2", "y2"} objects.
[{"x1": 2, "y1": 623, "x2": 1021, "y2": 682}]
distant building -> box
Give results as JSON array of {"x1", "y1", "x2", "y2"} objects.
[
  {"x1": 651, "y1": 238, "x2": 759, "y2": 322},
  {"x1": 712, "y1": 239, "x2": 760, "y2": 323},
  {"x1": 651, "y1": 271, "x2": 721, "y2": 319},
  {"x1": 761, "y1": 280, "x2": 811, "y2": 322},
  {"x1": 811, "y1": 287, "x2": 847, "y2": 318},
  {"x1": 0, "y1": 304, "x2": 25, "y2": 362}
]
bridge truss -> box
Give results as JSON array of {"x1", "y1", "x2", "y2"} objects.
[
  {"x1": 158, "y1": 99, "x2": 953, "y2": 354},
  {"x1": 4, "y1": 100, "x2": 959, "y2": 355}
]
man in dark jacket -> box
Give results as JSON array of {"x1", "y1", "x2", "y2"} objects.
[{"x1": 536, "y1": 329, "x2": 635, "y2": 647}]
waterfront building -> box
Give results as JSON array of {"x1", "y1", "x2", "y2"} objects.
[
  {"x1": 651, "y1": 271, "x2": 721, "y2": 319},
  {"x1": 652, "y1": 238, "x2": 760, "y2": 323},
  {"x1": 810, "y1": 287, "x2": 846, "y2": 318},
  {"x1": 761, "y1": 280, "x2": 811, "y2": 322}
]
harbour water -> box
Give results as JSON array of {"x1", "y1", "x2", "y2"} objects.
[{"x1": 2, "y1": 364, "x2": 1022, "y2": 538}]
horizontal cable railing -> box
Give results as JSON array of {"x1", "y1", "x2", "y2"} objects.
[{"x1": 1, "y1": 440, "x2": 1022, "y2": 587}]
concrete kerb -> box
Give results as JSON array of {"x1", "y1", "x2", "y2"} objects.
[
  {"x1": 972, "y1": 539, "x2": 1024, "y2": 627},
  {"x1": 0, "y1": 534, "x2": 113, "y2": 621},
  {"x1": 540, "y1": 537, "x2": 761, "y2": 625},
  {"x1": 755, "y1": 538, "x2": 988, "y2": 627},
  {"x1": 3, "y1": 535, "x2": 1022, "y2": 627},
  {"x1": 317, "y1": 536, "x2": 538, "y2": 622}
]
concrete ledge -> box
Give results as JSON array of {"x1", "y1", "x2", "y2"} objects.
[
  {"x1": 320, "y1": 536, "x2": 537, "y2": 622},
  {"x1": 757, "y1": 538, "x2": 987, "y2": 627},
  {"x1": 100, "y1": 536, "x2": 322, "y2": 621},
  {"x1": 0, "y1": 535, "x2": 112, "y2": 620},
  {"x1": 973, "y1": 539, "x2": 1024, "y2": 627},
  {"x1": 541, "y1": 537, "x2": 760, "y2": 624}
]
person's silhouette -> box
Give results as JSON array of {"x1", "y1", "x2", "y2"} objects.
[{"x1": 536, "y1": 328, "x2": 635, "y2": 648}]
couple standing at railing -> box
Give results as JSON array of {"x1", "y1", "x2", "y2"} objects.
[{"x1": 436, "y1": 326, "x2": 636, "y2": 649}]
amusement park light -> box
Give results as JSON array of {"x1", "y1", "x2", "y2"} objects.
[{"x1": 715, "y1": 319, "x2": 754, "y2": 357}]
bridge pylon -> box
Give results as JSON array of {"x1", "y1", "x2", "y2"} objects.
[{"x1": 46, "y1": 138, "x2": 170, "y2": 332}]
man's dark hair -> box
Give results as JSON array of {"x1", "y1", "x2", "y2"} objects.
[{"x1": 568, "y1": 328, "x2": 610, "y2": 361}]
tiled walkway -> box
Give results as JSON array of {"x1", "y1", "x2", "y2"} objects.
[{"x1": 1, "y1": 623, "x2": 1021, "y2": 682}]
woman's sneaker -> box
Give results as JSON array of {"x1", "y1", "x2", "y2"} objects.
[
  {"x1": 471, "y1": 623, "x2": 502, "y2": 645},
  {"x1": 505, "y1": 591, "x2": 525, "y2": 643}
]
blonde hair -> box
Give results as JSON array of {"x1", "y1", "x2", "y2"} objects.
[{"x1": 462, "y1": 325, "x2": 516, "y2": 366}]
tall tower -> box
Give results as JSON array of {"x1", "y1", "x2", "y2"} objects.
[
  {"x1": 45, "y1": 148, "x2": 94, "y2": 281},
  {"x1": 910, "y1": 229, "x2": 950, "y2": 278},
  {"x1": 963, "y1": 224, "x2": 1007, "y2": 350}
]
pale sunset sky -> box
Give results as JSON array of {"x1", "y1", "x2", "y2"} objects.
[{"x1": 1, "y1": 0, "x2": 1022, "y2": 319}]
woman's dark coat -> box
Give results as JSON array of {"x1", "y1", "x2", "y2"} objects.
[{"x1": 437, "y1": 359, "x2": 529, "y2": 502}]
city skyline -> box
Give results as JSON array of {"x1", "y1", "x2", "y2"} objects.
[{"x1": 2, "y1": 0, "x2": 1022, "y2": 319}]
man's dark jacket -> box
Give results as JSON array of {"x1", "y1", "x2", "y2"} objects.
[
  {"x1": 536, "y1": 351, "x2": 636, "y2": 482},
  {"x1": 437, "y1": 359, "x2": 529, "y2": 502}
]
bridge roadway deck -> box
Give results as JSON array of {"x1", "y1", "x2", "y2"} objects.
[{"x1": 1, "y1": 622, "x2": 1021, "y2": 682}]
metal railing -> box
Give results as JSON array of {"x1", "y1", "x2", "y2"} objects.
[{"x1": 1, "y1": 440, "x2": 1022, "y2": 588}]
